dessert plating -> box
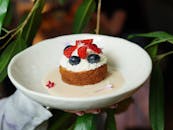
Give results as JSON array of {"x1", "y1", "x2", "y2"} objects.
[{"x1": 59, "y1": 39, "x2": 108, "y2": 86}]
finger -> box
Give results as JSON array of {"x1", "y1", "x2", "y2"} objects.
[
  {"x1": 109, "y1": 104, "x2": 118, "y2": 109},
  {"x1": 75, "y1": 111, "x2": 85, "y2": 116},
  {"x1": 85, "y1": 109, "x2": 101, "y2": 114},
  {"x1": 64, "y1": 110, "x2": 85, "y2": 116}
]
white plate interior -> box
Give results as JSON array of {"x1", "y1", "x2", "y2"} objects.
[{"x1": 8, "y1": 34, "x2": 152, "y2": 110}]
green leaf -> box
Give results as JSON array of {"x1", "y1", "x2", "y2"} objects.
[
  {"x1": 0, "y1": 68, "x2": 7, "y2": 83},
  {"x1": 147, "y1": 46, "x2": 158, "y2": 59},
  {"x1": 129, "y1": 31, "x2": 173, "y2": 50},
  {"x1": 145, "y1": 38, "x2": 158, "y2": 59},
  {"x1": 58, "y1": 0, "x2": 67, "y2": 5},
  {"x1": 3, "y1": 0, "x2": 12, "y2": 27},
  {"x1": 0, "y1": 40, "x2": 18, "y2": 74},
  {"x1": 74, "y1": 114, "x2": 97, "y2": 130},
  {"x1": 48, "y1": 112, "x2": 73, "y2": 130},
  {"x1": 68, "y1": 124, "x2": 75, "y2": 130},
  {"x1": 154, "y1": 51, "x2": 173, "y2": 62},
  {"x1": 128, "y1": 31, "x2": 172, "y2": 39},
  {"x1": 147, "y1": 43, "x2": 164, "y2": 130},
  {"x1": 105, "y1": 109, "x2": 117, "y2": 130},
  {"x1": 0, "y1": 0, "x2": 10, "y2": 34},
  {"x1": 0, "y1": 37, "x2": 26, "y2": 82},
  {"x1": 73, "y1": 0, "x2": 96, "y2": 33},
  {"x1": 144, "y1": 38, "x2": 173, "y2": 49},
  {"x1": 21, "y1": 0, "x2": 45, "y2": 45},
  {"x1": 149, "y1": 63, "x2": 164, "y2": 130}
]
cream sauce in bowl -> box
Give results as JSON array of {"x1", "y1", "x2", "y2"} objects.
[{"x1": 43, "y1": 66, "x2": 124, "y2": 98}]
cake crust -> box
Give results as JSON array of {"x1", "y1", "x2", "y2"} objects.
[{"x1": 59, "y1": 64, "x2": 107, "y2": 86}]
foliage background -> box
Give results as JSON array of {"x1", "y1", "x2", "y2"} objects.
[{"x1": 1, "y1": 0, "x2": 173, "y2": 130}]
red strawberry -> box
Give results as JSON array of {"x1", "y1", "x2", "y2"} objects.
[
  {"x1": 78, "y1": 46, "x2": 87, "y2": 59},
  {"x1": 76, "y1": 39, "x2": 93, "y2": 46},
  {"x1": 88, "y1": 44, "x2": 102, "y2": 54},
  {"x1": 64, "y1": 46, "x2": 77, "y2": 58}
]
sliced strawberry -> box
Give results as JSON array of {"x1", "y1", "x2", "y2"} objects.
[
  {"x1": 76, "y1": 39, "x2": 93, "y2": 46},
  {"x1": 78, "y1": 46, "x2": 87, "y2": 59},
  {"x1": 64, "y1": 46, "x2": 77, "y2": 58},
  {"x1": 88, "y1": 44, "x2": 102, "y2": 54}
]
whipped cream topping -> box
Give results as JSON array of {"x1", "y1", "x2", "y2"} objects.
[
  {"x1": 60, "y1": 40, "x2": 107, "y2": 72},
  {"x1": 59, "y1": 53, "x2": 107, "y2": 72}
]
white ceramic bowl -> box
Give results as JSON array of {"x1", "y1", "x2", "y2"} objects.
[{"x1": 8, "y1": 34, "x2": 152, "y2": 111}]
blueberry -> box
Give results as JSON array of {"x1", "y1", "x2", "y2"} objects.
[
  {"x1": 87, "y1": 54, "x2": 100, "y2": 64},
  {"x1": 69, "y1": 56, "x2": 81, "y2": 65},
  {"x1": 64, "y1": 45, "x2": 72, "y2": 51}
]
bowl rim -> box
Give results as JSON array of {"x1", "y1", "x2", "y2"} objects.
[{"x1": 7, "y1": 33, "x2": 152, "y2": 102}]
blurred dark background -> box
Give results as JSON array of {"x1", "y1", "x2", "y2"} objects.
[{"x1": 0, "y1": 0, "x2": 173, "y2": 130}]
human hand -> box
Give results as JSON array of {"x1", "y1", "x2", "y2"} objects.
[
  {"x1": 65, "y1": 97, "x2": 134, "y2": 116},
  {"x1": 66, "y1": 104, "x2": 118, "y2": 116}
]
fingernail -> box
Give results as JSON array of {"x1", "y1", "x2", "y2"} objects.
[
  {"x1": 92, "y1": 109, "x2": 101, "y2": 114},
  {"x1": 110, "y1": 104, "x2": 118, "y2": 109},
  {"x1": 76, "y1": 111, "x2": 84, "y2": 116}
]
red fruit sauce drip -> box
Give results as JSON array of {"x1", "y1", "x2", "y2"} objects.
[{"x1": 46, "y1": 81, "x2": 55, "y2": 88}]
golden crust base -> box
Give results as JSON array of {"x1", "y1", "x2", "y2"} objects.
[{"x1": 59, "y1": 64, "x2": 107, "y2": 86}]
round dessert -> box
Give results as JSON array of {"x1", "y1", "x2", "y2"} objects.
[{"x1": 59, "y1": 39, "x2": 108, "y2": 86}]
